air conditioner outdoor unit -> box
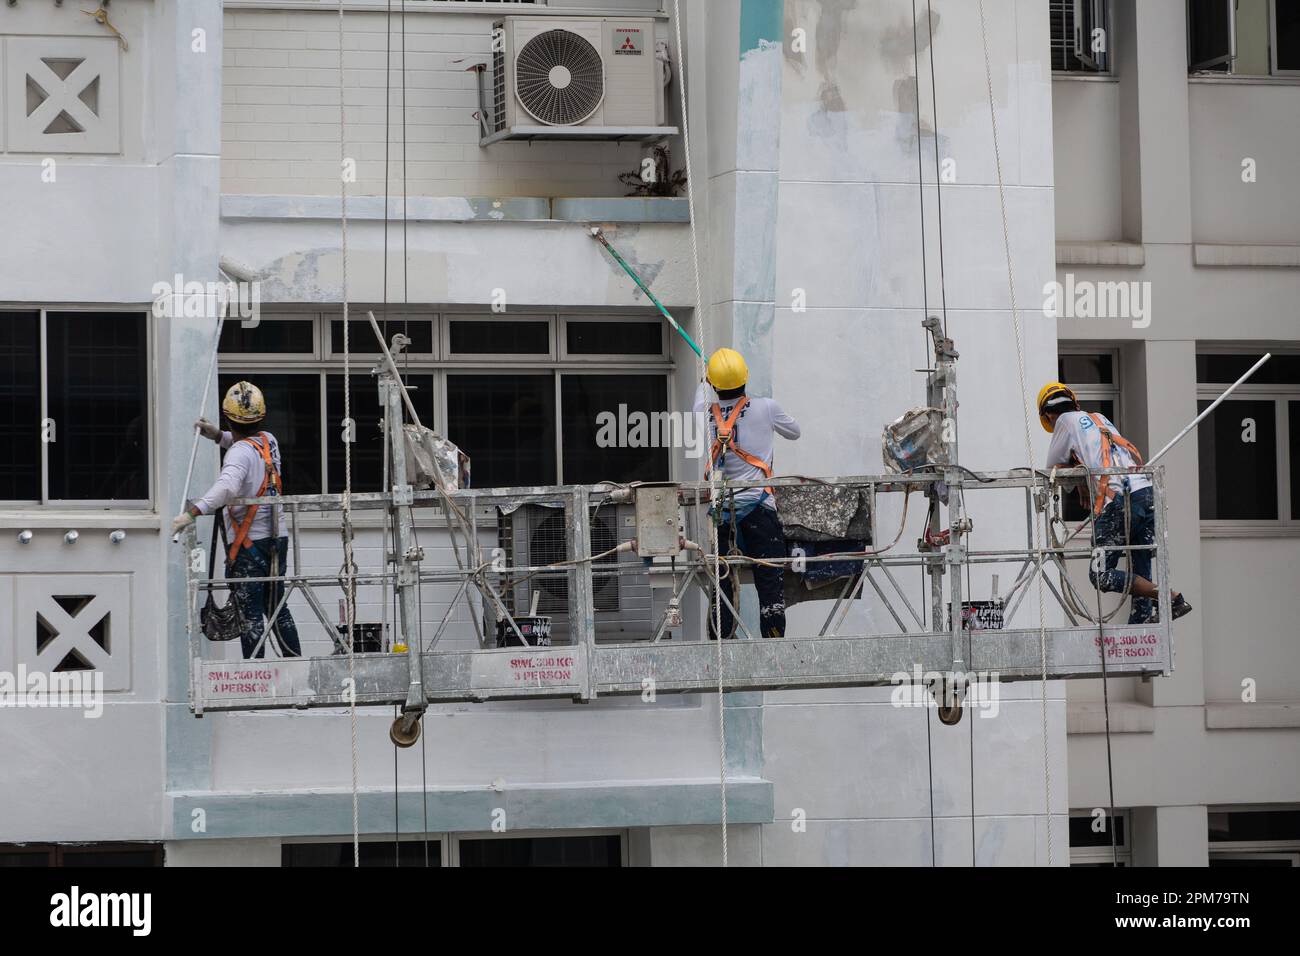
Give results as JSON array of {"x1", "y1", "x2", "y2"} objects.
[
  {"x1": 499, "y1": 503, "x2": 663, "y2": 644},
  {"x1": 484, "y1": 16, "x2": 676, "y2": 144}
]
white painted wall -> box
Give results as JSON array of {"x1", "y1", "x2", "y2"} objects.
[
  {"x1": 741, "y1": 0, "x2": 1068, "y2": 866},
  {"x1": 1051, "y1": 79, "x2": 1122, "y2": 241},
  {"x1": 221, "y1": 7, "x2": 675, "y2": 198},
  {"x1": 1055, "y1": 0, "x2": 1300, "y2": 862}
]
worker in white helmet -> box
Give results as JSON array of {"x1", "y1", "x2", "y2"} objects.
[
  {"x1": 172, "y1": 381, "x2": 301, "y2": 658},
  {"x1": 696, "y1": 348, "x2": 801, "y2": 639}
]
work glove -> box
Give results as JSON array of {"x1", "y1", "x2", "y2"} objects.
[
  {"x1": 171, "y1": 512, "x2": 195, "y2": 536},
  {"x1": 195, "y1": 418, "x2": 222, "y2": 442}
]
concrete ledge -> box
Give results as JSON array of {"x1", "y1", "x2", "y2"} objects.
[
  {"x1": 1056, "y1": 241, "x2": 1146, "y2": 267},
  {"x1": 167, "y1": 779, "x2": 773, "y2": 839},
  {"x1": 1205, "y1": 702, "x2": 1300, "y2": 730},
  {"x1": 222, "y1": 194, "x2": 690, "y2": 224},
  {"x1": 222, "y1": 195, "x2": 550, "y2": 223},
  {"x1": 553, "y1": 197, "x2": 690, "y2": 223},
  {"x1": 1193, "y1": 243, "x2": 1300, "y2": 267},
  {"x1": 1066, "y1": 701, "x2": 1156, "y2": 735}
]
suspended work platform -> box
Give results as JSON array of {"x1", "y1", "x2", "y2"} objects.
[{"x1": 184, "y1": 468, "x2": 1174, "y2": 716}]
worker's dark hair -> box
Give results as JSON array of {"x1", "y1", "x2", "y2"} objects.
[
  {"x1": 715, "y1": 384, "x2": 746, "y2": 402},
  {"x1": 224, "y1": 417, "x2": 262, "y2": 441}
]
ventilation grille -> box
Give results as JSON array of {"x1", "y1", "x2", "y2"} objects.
[
  {"x1": 492, "y1": 21, "x2": 507, "y2": 133},
  {"x1": 511, "y1": 507, "x2": 619, "y2": 614},
  {"x1": 1049, "y1": 0, "x2": 1082, "y2": 71},
  {"x1": 514, "y1": 29, "x2": 604, "y2": 126}
]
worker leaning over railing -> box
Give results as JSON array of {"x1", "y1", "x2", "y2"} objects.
[
  {"x1": 696, "y1": 348, "x2": 801, "y2": 639},
  {"x1": 1037, "y1": 382, "x2": 1193, "y2": 626},
  {"x1": 171, "y1": 381, "x2": 302, "y2": 659}
]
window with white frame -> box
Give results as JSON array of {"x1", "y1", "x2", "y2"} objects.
[
  {"x1": 1188, "y1": 0, "x2": 1300, "y2": 76},
  {"x1": 1069, "y1": 809, "x2": 1132, "y2": 866},
  {"x1": 281, "y1": 830, "x2": 625, "y2": 867},
  {"x1": 1050, "y1": 0, "x2": 1112, "y2": 73},
  {"x1": 1197, "y1": 351, "x2": 1299, "y2": 525},
  {"x1": 1208, "y1": 806, "x2": 1300, "y2": 866},
  {"x1": 0, "y1": 310, "x2": 150, "y2": 506},
  {"x1": 1057, "y1": 348, "x2": 1123, "y2": 521},
  {"x1": 216, "y1": 311, "x2": 673, "y2": 492}
]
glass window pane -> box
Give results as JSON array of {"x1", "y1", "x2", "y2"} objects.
[
  {"x1": 1057, "y1": 353, "x2": 1114, "y2": 385},
  {"x1": 47, "y1": 312, "x2": 149, "y2": 501},
  {"x1": 219, "y1": 318, "x2": 315, "y2": 354},
  {"x1": 283, "y1": 840, "x2": 440, "y2": 867},
  {"x1": 1069, "y1": 814, "x2": 1127, "y2": 848},
  {"x1": 59, "y1": 847, "x2": 162, "y2": 867},
  {"x1": 448, "y1": 320, "x2": 549, "y2": 354},
  {"x1": 218, "y1": 374, "x2": 322, "y2": 496},
  {"x1": 0, "y1": 312, "x2": 41, "y2": 500},
  {"x1": 1277, "y1": 1, "x2": 1300, "y2": 72},
  {"x1": 1291, "y1": 402, "x2": 1300, "y2": 520},
  {"x1": 560, "y1": 375, "x2": 670, "y2": 485},
  {"x1": 1188, "y1": 0, "x2": 1233, "y2": 70},
  {"x1": 1198, "y1": 399, "x2": 1277, "y2": 520},
  {"x1": 457, "y1": 835, "x2": 621, "y2": 867},
  {"x1": 446, "y1": 374, "x2": 555, "y2": 488},
  {"x1": 1196, "y1": 353, "x2": 1300, "y2": 385},
  {"x1": 326, "y1": 374, "x2": 433, "y2": 494},
  {"x1": 330, "y1": 318, "x2": 433, "y2": 355},
  {"x1": 566, "y1": 321, "x2": 663, "y2": 356}
]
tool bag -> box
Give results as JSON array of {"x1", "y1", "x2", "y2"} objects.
[{"x1": 199, "y1": 511, "x2": 247, "y2": 643}]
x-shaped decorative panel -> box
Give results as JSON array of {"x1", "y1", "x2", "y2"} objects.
[
  {"x1": 14, "y1": 575, "x2": 131, "y2": 690},
  {"x1": 4, "y1": 36, "x2": 120, "y2": 153}
]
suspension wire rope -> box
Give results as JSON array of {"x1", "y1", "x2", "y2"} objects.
[
  {"x1": 977, "y1": 0, "x2": 1053, "y2": 865},
  {"x1": 671, "y1": 0, "x2": 727, "y2": 867},
  {"x1": 923, "y1": 0, "x2": 950, "y2": 339},
  {"x1": 911, "y1": 0, "x2": 940, "y2": 868},
  {"x1": 337, "y1": 0, "x2": 361, "y2": 870}
]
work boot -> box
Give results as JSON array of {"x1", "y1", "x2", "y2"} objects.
[{"x1": 1145, "y1": 594, "x2": 1194, "y2": 624}]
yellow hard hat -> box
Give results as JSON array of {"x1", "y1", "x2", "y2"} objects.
[
  {"x1": 706, "y1": 348, "x2": 749, "y2": 391},
  {"x1": 222, "y1": 381, "x2": 267, "y2": 425},
  {"x1": 1035, "y1": 381, "x2": 1078, "y2": 433}
]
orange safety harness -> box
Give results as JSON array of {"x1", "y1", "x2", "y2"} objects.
[
  {"x1": 1087, "y1": 412, "x2": 1144, "y2": 516},
  {"x1": 227, "y1": 432, "x2": 282, "y2": 562},
  {"x1": 709, "y1": 397, "x2": 774, "y2": 496}
]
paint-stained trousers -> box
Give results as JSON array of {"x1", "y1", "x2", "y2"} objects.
[
  {"x1": 1090, "y1": 486, "x2": 1155, "y2": 625},
  {"x1": 227, "y1": 536, "x2": 302, "y2": 659},
  {"x1": 713, "y1": 504, "x2": 787, "y2": 639}
]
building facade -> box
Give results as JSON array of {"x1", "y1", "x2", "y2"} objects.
[{"x1": 0, "y1": 0, "x2": 1293, "y2": 866}]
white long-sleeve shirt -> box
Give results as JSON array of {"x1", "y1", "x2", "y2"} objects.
[
  {"x1": 1045, "y1": 411, "x2": 1150, "y2": 497},
  {"x1": 694, "y1": 382, "x2": 800, "y2": 509},
  {"x1": 194, "y1": 431, "x2": 284, "y2": 542}
]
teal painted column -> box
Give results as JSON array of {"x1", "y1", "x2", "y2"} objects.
[{"x1": 732, "y1": 0, "x2": 784, "y2": 399}]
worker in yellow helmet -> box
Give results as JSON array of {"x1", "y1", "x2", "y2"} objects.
[
  {"x1": 1037, "y1": 382, "x2": 1191, "y2": 624},
  {"x1": 172, "y1": 381, "x2": 301, "y2": 658},
  {"x1": 695, "y1": 348, "x2": 801, "y2": 639}
]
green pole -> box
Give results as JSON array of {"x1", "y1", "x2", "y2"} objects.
[{"x1": 590, "y1": 227, "x2": 704, "y2": 359}]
